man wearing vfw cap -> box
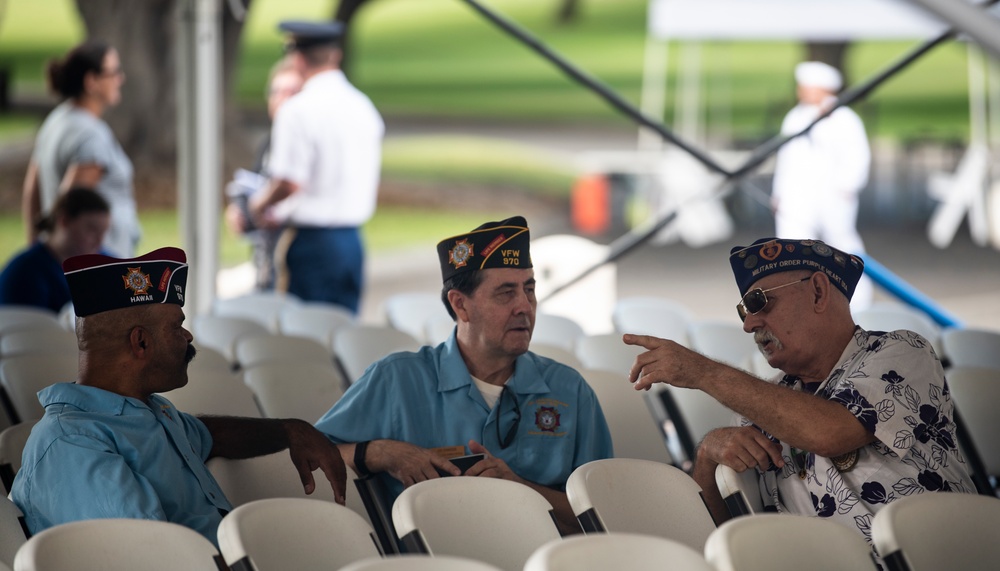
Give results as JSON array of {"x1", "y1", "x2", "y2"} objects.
[
  {"x1": 249, "y1": 20, "x2": 383, "y2": 313},
  {"x1": 11, "y1": 247, "x2": 347, "y2": 547},
  {"x1": 624, "y1": 238, "x2": 973, "y2": 550},
  {"x1": 772, "y1": 61, "x2": 873, "y2": 309},
  {"x1": 315, "y1": 216, "x2": 613, "y2": 534}
]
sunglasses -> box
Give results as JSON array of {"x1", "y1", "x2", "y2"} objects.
[
  {"x1": 737, "y1": 276, "x2": 811, "y2": 322},
  {"x1": 496, "y1": 384, "x2": 521, "y2": 449}
]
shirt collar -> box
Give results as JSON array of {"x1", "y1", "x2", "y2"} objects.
[
  {"x1": 39, "y1": 382, "x2": 161, "y2": 416},
  {"x1": 301, "y1": 69, "x2": 346, "y2": 92}
]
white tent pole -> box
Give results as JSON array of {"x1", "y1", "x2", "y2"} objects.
[
  {"x1": 675, "y1": 43, "x2": 702, "y2": 143},
  {"x1": 177, "y1": 0, "x2": 222, "y2": 315},
  {"x1": 638, "y1": 36, "x2": 669, "y2": 152}
]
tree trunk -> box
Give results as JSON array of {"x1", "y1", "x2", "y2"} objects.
[
  {"x1": 555, "y1": 0, "x2": 581, "y2": 25},
  {"x1": 334, "y1": 0, "x2": 375, "y2": 78},
  {"x1": 73, "y1": 0, "x2": 250, "y2": 205}
]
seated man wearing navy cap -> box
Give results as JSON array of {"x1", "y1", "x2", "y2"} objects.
[
  {"x1": 249, "y1": 19, "x2": 383, "y2": 314},
  {"x1": 625, "y1": 238, "x2": 974, "y2": 546},
  {"x1": 11, "y1": 247, "x2": 347, "y2": 547},
  {"x1": 315, "y1": 216, "x2": 613, "y2": 533}
]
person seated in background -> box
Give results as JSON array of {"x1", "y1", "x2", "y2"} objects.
[
  {"x1": 625, "y1": 237, "x2": 974, "y2": 548},
  {"x1": 315, "y1": 216, "x2": 613, "y2": 534},
  {"x1": 11, "y1": 247, "x2": 346, "y2": 547},
  {"x1": 0, "y1": 187, "x2": 109, "y2": 312}
]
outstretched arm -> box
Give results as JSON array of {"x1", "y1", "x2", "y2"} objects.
[{"x1": 200, "y1": 416, "x2": 346, "y2": 503}]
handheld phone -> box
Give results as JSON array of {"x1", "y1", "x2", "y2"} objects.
[{"x1": 437, "y1": 453, "x2": 485, "y2": 476}]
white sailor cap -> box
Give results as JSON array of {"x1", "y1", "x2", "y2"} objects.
[{"x1": 794, "y1": 61, "x2": 842, "y2": 92}]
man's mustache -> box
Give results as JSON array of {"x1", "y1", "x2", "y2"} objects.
[{"x1": 185, "y1": 344, "x2": 197, "y2": 364}]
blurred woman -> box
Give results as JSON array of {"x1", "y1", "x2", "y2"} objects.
[
  {"x1": 1, "y1": 188, "x2": 111, "y2": 312},
  {"x1": 22, "y1": 40, "x2": 140, "y2": 258}
]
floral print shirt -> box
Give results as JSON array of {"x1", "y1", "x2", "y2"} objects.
[{"x1": 741, "y1": 327, "x2": 975, "y2": 547}]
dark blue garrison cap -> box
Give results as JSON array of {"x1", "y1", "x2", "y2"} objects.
[
  {"x1": 64, "y1": 247, "x2": 188, "y2": 317},
  {"x1": 729, "y1": 237, "x2": 865, "y2": 301},
  {"x1": 279, "y1": 20, "x2": 345, "y2": 50}
]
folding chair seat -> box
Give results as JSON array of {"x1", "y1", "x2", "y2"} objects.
[
  {"x1": 217, "y1": 497, "x2": 381, "y2": 571},
  {"x1": 714, "y1": 463, "x2": 763, "y2": 517},
  {"x1": 612, "y1": 297, "x2": 692, "y2": 347},
  {"x1": 13, "y1": 518, "x2": 220, "y2": 571},
  {"x1": 241, "y1": 361, "x2": 344, "y2": 422},
  {"x1": 277, "y1": 302, "x2": 355, "y2": 347},
  {"x1": 213, "y1": 292, "x2": 302, "y2": 333},
  {"x1": 234, "y1": 333, "x2": 332, "y2": 370},
  {"x1": 392, "y1": 477, "x2": 561, "y2": 571},
  {"x1": 524, "y1": 532, "x2": 715, "y2": 571},
  {"x1": 580, "y1": 369, "x2": 671, "y2": 464},
  {"x1": 382, "y1": 292, "x2": 450, "y2": 344},
  {"x1": 0, "y1": 353, "x2": 77, "y2": 423},
  {"x1": 871, "y1": 492, "x2": 1000, "y2": 571},
  {"x1": 566, "y1": 458, "x2": 716, "y2": 550},
  {"x1": 0, "y1": 420, "x2": 39, "y2": 493},
  {"x1": 332, "y1": 326, "x2": 421, "y2": 384},
  {"x1": 705, "y1": 513, "x2": 877, "y2": 571}
]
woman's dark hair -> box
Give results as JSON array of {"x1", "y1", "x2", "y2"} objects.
[
  {"x1": 35, "y1": 187, "x2": 110, "y2": 234},
  {"x1": 440, "y1": 269, "x2": 485, "y2": 320},
  {"x1": 46, "y1": 41, "x2": 111, "y2": 100}
]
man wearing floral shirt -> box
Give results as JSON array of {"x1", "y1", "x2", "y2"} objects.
[{"x1": 624, "y1": 237, "x2": 974, "y2": 548}]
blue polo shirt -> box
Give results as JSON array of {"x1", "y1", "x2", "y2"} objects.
[
  {"x1": 315, "y1": 332, "x2": 613, "y2": 502},
  {"x1": 12, "y1": 383, "x2": 232, "y2": 546}
]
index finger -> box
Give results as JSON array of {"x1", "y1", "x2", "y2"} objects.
[
  {"x1": 622, "y1": 333, "x2": 664, "y2": 350},
  {"x1": 317, "y1": 457, "x2": 348, "y2": 504}
]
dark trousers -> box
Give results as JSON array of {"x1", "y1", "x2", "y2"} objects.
[{"x1": 279, "y1": 226, "x2": 363, "y2": 314}]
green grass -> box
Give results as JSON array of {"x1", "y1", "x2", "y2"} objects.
[{"x1": 0, "y1": 205, "x2": 505, "y2": 272}]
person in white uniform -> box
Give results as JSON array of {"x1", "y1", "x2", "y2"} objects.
[
  {"x1": 250, "y1": 20, "x2": 384, "y2": 314},
  {"x1": 771, "y1": 61, "x2": 873, "y2": 309}
]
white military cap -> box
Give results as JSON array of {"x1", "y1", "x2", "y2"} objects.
[{"x1": 794, "y1": 61, "x2": 842, "y2": 91}]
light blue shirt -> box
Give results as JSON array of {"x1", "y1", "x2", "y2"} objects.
[
  {"x1": 11, "y1": 383, "x2": 231, "y2": 546},
  {"x1": 315, "y1": 332, "x2": 613, "y2": 502}
]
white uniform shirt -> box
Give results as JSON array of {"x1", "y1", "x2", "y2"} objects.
[
  {"x1": 772, "y1": 99, "x2": 870, "y2": 214},
  {"x1": 267, "y1": 70, "x2": 384, "y2": 227}
]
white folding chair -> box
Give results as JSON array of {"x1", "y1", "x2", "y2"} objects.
[
  {"x1": 187, "y1": 345, "x2": 235, "y2": 375},
  {"x1": 662, "y1": 386, "x2": 735, "y2": 463},
  {"x1": 191, "y1": 315, "x2": 270, "y2": 364},
  {"x1": 217, "y1": 497, "x2": 381, "y2": 571},
  {"x1": 341, "y1": 555, "x2": 503, "y2": 571},
  {"x1": 0, "y1": 353, "x2": 77, "y2": 423},
  {"x1": 13, "y1": 518, "x2": 220, "y2": 571},
  {"x1": 0, "y1": 329, "x2": 77, "y2": 359},
  {"x1": 0, "y1": 420, "x2": 39, "y2": 493},
  {"x1": 612, "y1": 297, "x2": 693, "y2": 347},
  {"x1": 382, "y1": 292, "x2": 450, "y2": 344},
  {"x1": 213, "y1": 292, "x2": 302, "y2": 333},
  {"x1": 234, "y1": 333, "x2": 332, "y2": 370},
  {"x1": 529, "y1": 343, "x2": 584, "y2": 370},
  {"x1": 574, "y1": 333, "x2": 643, "y2": 374},
  {"x1": 946, "y1": 367, "x2": 1000, "y2": 477},
  {"x1": 0, "y1": 308, "x2": 61, "y2": 336},
  {"x1": 687, "y1": 320, "x2": 756, "y2": 369},
  {"x1": 160, "y1": 369, "x2": 261, "y2": 418},
  {"x1": 332, "y1": 326, "x2": 421, "y2": 385},
  {"x1": 0, "y1": 496, "x2": 27, "y2": 569},
  {"x1": 748, "y1": 349, "x2": 781, "y2": 379},
  {"x1": 242, "y1": 361, "x2": 345, "y2": 422},
  {"x1": 940, "y1": 327, "x2": 1000, "y2": 370},
  {"x1": 278, "y1": 302, "x2": 355, "y2": 347},
  {"x1": 705, "y1": 513, "x2": 877, "y2": 571},
  {"x1": 525, "y1": 532, "x2": 715, "y2": 571},
  {"x1": 580, "y1": 369, "x2": 671, "y2": 464},
  {"x1": 714, "y1": 463, "x2": 763, "y2": 517},
  {"x1": 392, "y1": 477, "x2": 561, "y2": 571},
  {"x1": 424, "y1": 313, "x2": 456, "y2": 345},
  {"x1": 871, "y1": 490, "x2": 1000, "y2": 571},
  {"x1": 207, "y1": 451, "x2": 371, "y2": 528},
  {"x1": 56, "y1": 304, "x2": 75, "y2": 332},
  {"x1": 854, "y1": 302, "x2": 943, "y2": 354},
  {"x1": 531, "y1": 313, "x2": 585, "y2": 353},
  {"x1": 566, "y1": 458, "x2": 716, "y2": 551}
]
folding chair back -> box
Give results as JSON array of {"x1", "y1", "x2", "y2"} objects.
[
  {"x1": 13, "y1": 518, "x2": 220, "y2": 571},
  {"x1": 332, "y1": 326, "x2": 421, "y2": 384},
  {"x1": 946, "y1": 366, "x2": 1000, "y2": 476},
  {"x1": 341, "y1": 555, "x2": 503, "y2": 571},
  {"x1": 160, "y1": 369, "x2": 261, "y2": 418},
  {"x1": 0, "y1": 329, "x2": 77, "y2": 359},
  {"x1": 714, "y1": 463, "x2": 763, "y2": 517},
  {"x1": 580, "y1": 369, "x2": 671, "y2": 464},
  {"x1": 687, "y1": 320, "x2": 756, "y2": 368},
  {"x1": 392, "y1": 477, "x2": 561, "y2": 571},
  {"x1": 234, "y1": 333, "x2": 331, "y2": 370},
  {"x1": 705, "y1": 513, "x2": 877, "y2": 571},
  {"x1": 566, "y1": 458, "x2": 716, "y2": 551},
  {"x1": 242, "y1": 361, "x2": 344, "y2": 422},
  {"x1": 941, "y1": 327, "x2": 1000, "y2": 370},
  {"x1": 0, "y1": 353, "x2": 77, "y2": 423},
  {"x1": 531, "y1": 313, "x2": 585, "y2": 352},
  {"x1": 529, "y1": 343, "x2": 584, "y2": 370},
  {"x1": 871, "y1": 493, "x2": 1000, "y2": 571},
  {"x1": 0, "y1": 420, "x2": 39, "y2": 493},
  {"x1": 524, "y1": 532, "x2": 715, "y2": 571},
  {"x1": 0, "y1": 496, "x2": 27, "y2": 569},
  {"x1": 0, "y1": 308, "x2": 61, "y2": 336},
  {"x1": 574, "y1": 333, "x2": 643, "y2": 374},
  {"x1": 278, "y1": 302, "x2": 355, "y2": 347},
  {"x1": 612, "y1": 297, "x2": 692, "y2": 347},
  {"x1": 213, "y1": 292, "x2": 301, "y2": 333},
  {"x1": 192, "y1": 315, "x2": 270, "y2": 364},
  {"x1": 218, "y1": 497, "x2": 381, "y2": 571},
  {"x1": 382, "y1": 292, "x2": 450, "y2": 344}
]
